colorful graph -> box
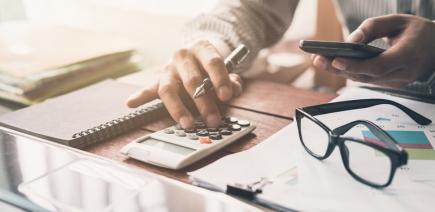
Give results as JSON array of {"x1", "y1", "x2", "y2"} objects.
[{"x1": 362, "y1": 130, "x2": 435, "y2": 160}]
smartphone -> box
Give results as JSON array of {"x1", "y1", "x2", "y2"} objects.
[{"x1": 299, "y1": 40, "x2": 385, "y2": 59}]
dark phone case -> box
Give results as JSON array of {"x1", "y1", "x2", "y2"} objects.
[{"x1": 299, "y1": 40, "x2": 385, "y2": 59}]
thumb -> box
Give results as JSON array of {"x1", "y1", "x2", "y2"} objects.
[{"x1": 347, "y1": 14, "x2": 408, "y2": 43}]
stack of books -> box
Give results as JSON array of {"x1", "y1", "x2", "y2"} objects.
[{"x1": 0, "y1": 21, "x2": 139, "y2": 105}]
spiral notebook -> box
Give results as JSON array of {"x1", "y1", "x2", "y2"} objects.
[{"x1": 0, "y1": 80, "x2": 165, "y2": 148}]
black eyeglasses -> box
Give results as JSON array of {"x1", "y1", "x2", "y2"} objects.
[{"x1": 295, "y1": 99, "x2": 432, "y2": 188}]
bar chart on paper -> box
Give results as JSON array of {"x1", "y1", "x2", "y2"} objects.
[
  {"x1": 361, "y1": 113, "x2": 435, "y2": 160},
  {"x1": 320, "y1": 104, "x2": 435, "y2": 161}
]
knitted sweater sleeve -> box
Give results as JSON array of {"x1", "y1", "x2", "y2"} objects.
[{"x1": 184, "y1": 0, "x2": 299, "y2": 73}]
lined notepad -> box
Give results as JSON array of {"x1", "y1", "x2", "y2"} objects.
[{"x1": 0, "y1": 80, "x2": 165, "y2": 148}]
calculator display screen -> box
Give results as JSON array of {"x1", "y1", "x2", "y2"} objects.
[{"x1": 141, "y1": 138, "x2": 195, "y2": 156}]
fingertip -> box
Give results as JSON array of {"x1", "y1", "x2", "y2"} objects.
[
  {"x1": 313, "y1": 56, "x2": 327, "y2": 70},
  {"x1": 229, "y1": 73, "x2": 242, "y2": 83},
  {"x1": 206, "y1": 113, "x2": 221, "y2": 128},
  {"x1": 347, "y1": 29, "x2": 365, "y2": 43},
  {"x1": 331, "y1": 58, "x2": 348, "y2": 71},
  {"x1": 229, "y1": 73, "x2": 242, "y2": 97},
  {"x1": 126, "y1": 93, "x2": 141, "y2": 108},
  {"x1": 231, "y1": 80, "x2": 242, "y2": 97},
  {"x1": 126, "y1": 100, "x2": 136, "y2": 108},
  {"x1": 179, "y1": 115, "x2": 194, "y2": 129},
  {"x1": 218, "y1": 85, "x2": 232, "y2": 101}
]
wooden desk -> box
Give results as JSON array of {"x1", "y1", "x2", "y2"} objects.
[{"x1": 85, "y1": 80, "x2": 336, "y2": 183}]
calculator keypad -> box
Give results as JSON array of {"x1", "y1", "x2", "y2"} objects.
[
  {"x1": 175, "y1": 130, "x2": 186, "y2": 137},
  {"x1": 162, "y1": 117, "x2": 251, "y2": 146},
  {"x1": 196, "y1": 130, "x2": 209, "y2": 137},
  {"x1": 187, "y1": 133, "x2": 198, "y2": 140},
  {"x1": 123, "y1": 116, "x2": 255, "y2": 170},
  {"x1": 230, "y1": 124, "x2": 241, "y2": 131}
]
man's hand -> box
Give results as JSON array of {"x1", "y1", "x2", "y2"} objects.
[
  {"x1": 126, "y1": 40, "x2": 243, "y2": 129},
  {"x1": 312, "y1": 14, "x2": 435, "y2": 88}
]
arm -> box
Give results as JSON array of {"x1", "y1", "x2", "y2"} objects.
[{"x1": 184, "y1": 0, "x2": 299, "y2": 72}]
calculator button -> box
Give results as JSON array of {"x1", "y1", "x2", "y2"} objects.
[
  {"x1": 208, "y1": 128, "x2": 219, "y2": 132},
  {"x1": 187, "y1": 133, "x2": 198, "y2": 140},
  {"x1": 230, "y1": 124, "x2": 242, "y2": 131},
  {"x1": 164, "y1": 128, "x2": 174, "y2": 134},
  {"x1": 175, "y1": 130, "x2": 186, "y2": 137},
  {"x1": 184, "y1": 128, "x2": 196, "y2": 133},
  {"x1": 220, "y1": 129, "x2": 232, "y2": 135},
  {"x1": 209, "y1": 133, "x2": 222, "y2": 140},
  {"x1": 199, "y1": 137, "x2": 212, "y2": 144},
  {"x1": 174, "y1": 124, "x2": 183, "y2": 130},
  {"x1": 219, "y1": 123, "x2": 229, "y2": 129},
  {"x1": 195, "y1": 121, "x2": 206, "y2": 129},
  {"x1": 225, "y1": 117, "x2": 238, "y2": 124},
  {"x1": 237, "y1": 120, "x2": 250, "y2": 127},
  {"x1": 209, "y1": 131, "x2": 219, "y2": 136},
  {"x1": 196, "y1": 130, "x2": 209, "y2": 137}
]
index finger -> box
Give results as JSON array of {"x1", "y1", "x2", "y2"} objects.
[
  {"x1": 192, "y1": 41, "x2": 233, "y2": 102},
  {"x1": 126, "y1": 82, "x2": 159, "y2": 108},
  {"x1": 348, "y1": 14, "x2": 408, "y2": 43}
]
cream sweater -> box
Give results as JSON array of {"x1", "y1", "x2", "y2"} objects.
[{"x1": 184, "y1": 0, "x2": 435, "y2": 97}]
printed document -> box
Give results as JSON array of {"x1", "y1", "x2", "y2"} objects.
[{"x1": 189, "y1": 87, "x2": 435, "y2": 212}]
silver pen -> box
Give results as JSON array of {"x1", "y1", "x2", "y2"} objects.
[{"x1": 193, "y1": 44, "x2": 250, "y2": 98}]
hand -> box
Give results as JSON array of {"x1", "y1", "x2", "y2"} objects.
[
  {"x1": 312, "y1": 14, "x2": 435, "y2": 88},
  {"x1": 125, "y1": 40, "x2": 243, "y2": 129}
]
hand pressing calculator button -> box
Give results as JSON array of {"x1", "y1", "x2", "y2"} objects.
[{"x1": 121, "y1": 116, "x2": 256, "y2": 169}]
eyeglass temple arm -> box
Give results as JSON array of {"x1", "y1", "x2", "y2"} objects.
[
  {"x1": 333, "y1": 120, "x2": 401, "y2": 151},
  {"x1": 302, "y1": 99, "x2": 431, "y2": 125}
]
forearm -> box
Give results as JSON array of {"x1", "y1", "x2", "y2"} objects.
[{"x1": 184, "y1": 0, "x2": 299, "y2": 72}]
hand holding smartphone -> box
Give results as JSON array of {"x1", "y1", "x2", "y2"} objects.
[{"x1": 299, "y1": 40, "x2": 385, "y2": 59}]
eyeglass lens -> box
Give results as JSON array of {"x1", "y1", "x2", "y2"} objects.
[
  {"x1": 299, "y1": 116, "x2": 329, "y2": 157},
  {"x1": 342, "y1": 139, "x2": 392, "y2": 186},
  {"x1": 300, "y1": 116, "x2": 394, "y2": 186}
]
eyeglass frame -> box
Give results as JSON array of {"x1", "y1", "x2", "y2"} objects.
[{"x1": 295, "y1": 98, "x2": 432, "y2": 188}]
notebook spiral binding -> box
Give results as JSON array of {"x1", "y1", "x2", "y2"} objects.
[{"x1": 71, "y1": 101, "x2": 164, "y2": 147}]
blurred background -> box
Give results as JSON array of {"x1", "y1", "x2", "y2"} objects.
[{"x1": 0, "y1": 0, "x2": 345, "y2": 106}]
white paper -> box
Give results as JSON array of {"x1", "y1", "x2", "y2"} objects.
[{"x1": 189, "y1": 87, "x2": 435, "y2": 212}]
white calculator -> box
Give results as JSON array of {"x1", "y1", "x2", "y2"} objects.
[{"x1": 121, "y1": 117, "x2": 255, "y2": 169}]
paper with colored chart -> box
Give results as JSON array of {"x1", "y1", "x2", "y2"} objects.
[{"x1": 189, "y1": 87, "x2": 435, "y2": 212}]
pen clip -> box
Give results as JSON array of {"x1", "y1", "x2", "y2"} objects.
[{"x1": 236, "y1": 52, "x2": 249, "y2": 65}]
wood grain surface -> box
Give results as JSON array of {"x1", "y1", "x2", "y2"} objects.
[{"x1": 85, "y1": 80, "x2": 336, "y2": 183}]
